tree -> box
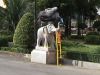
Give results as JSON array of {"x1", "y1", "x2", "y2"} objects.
[
  {"x1": 93, "y1": 21, "x2": 100, "y2": 28},
  {"x1": 36, "y1": 0, "x2": 99, "y2": 36},
  {"x1": 78, "y1": 23, "x2": 87, "y2": 35},
  {"x1": 37, "y1": 0, "x2": 76, "y2": 36},
  {"x1": 0, "y1": 0, "x2": 32, "y2": 34},
  {"x1": 75, "y1": 0, "x2": 98, "y2": 35},
  {"x1": 13, "y1": 13, "x2": 34, "y2": 48}
]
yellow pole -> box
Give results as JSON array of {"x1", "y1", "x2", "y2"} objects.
[
  {"x1": 59, "y1": 42, "x2": 62, "y2": 58},
  {"x1": 57, "y1": 30, "x2": 62, "y2": 58},
  {"x1": 56, "y1": 28, "x2": 59, "y2": 65},
  {"x1": 56, "y1": 28, "x2": 62, "y2": 65}
]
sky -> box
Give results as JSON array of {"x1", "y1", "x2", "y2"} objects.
[{"x1": 0, "y1": 0, "x2": 6, "y2": 8}]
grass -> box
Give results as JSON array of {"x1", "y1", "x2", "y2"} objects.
[
  {"x1": 61, "y1": 39, "x2": 100, "y2": 63},
  {"x1": 62, "y1": 39, "x2": 100, "y2": 53}
]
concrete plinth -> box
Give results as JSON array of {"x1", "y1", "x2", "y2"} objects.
[{"x1": 31, "y1": 48, "x2": 56, "y2": 64}]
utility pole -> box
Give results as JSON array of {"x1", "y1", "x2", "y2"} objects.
[{"x1": 34, "y1": 0, "x2": 37, "y2": 45}]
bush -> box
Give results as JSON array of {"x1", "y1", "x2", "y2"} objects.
[
  {"x1": 67, "y1": 35, "x2": 84, "y2": 40},
  {"x1": 86, "y1": 31, "x2": 99, "y2": 36},
  {"x1": 13, "y1": 13, "x2": 34, "y2": 48},
  {"x1": 62, "y1": 40, "x2": 85, "y2": 48},
  {"x1": 0, "y1": 35, "x2": 13, "y2": 42},
  {"x1": 84, "y1": 35, "x2": 100, "y2": 44},
  {"x1": 63, "y1": 50, "x2": 100, "y2": 63},
  {"x1": 94, "y1": 47, "x2": 100, "y2": 54},
  {"x1": 0, "y1": 47, "x2": 32, "y2": 53},
  {"x1": 93, "y1": 21, "x2": 100, "y2": 28},
  {"x1": 78, "y1": 23, "x2": 87, "y2": 29},
  {"x1": 97, "y1": 26, "x2": 100, "y2": 32},
  {"x1": 0, "y1": 47, "x2": 11, "y2": 51},
  {"x1": 0, "y1": 37, "x2": 8, "y2": 47},
  {"x1": 5, "y1": 35, "x2": 13, "y2": 42}
]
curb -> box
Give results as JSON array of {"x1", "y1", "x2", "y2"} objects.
[
  {"x1": 0, "y1": 51, "x2": 31, "y2": 59},
  {"x1": 61, "y1": 58, "x2": 100, "y2": 70}
]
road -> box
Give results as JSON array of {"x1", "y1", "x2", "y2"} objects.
[{"x1": 0, "y1": 54, "x2": 100, "y2": 75}]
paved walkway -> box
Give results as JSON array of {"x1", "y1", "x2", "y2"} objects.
[{"x1": 0, "y1": 54, "x2": 100, "y2": 75}]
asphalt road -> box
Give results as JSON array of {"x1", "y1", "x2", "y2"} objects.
[{"x1": 0, "y1": 54, "x2": 100, "y2": 75}]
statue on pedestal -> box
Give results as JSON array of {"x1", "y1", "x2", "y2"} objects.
[{"x1": 31, "y1": 7, "x2": 63, "y2": 64}]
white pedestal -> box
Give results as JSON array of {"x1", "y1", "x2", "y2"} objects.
[{"x1": 31, "y1": 49, "x2": 56, "y2": 64}]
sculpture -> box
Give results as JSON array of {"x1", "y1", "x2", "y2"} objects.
[
  {"x1": 36, "y1": 7, "x2": 61, "y2": 50},
  {"x1": 38, "y1": 7, "x2": 60, "y2": 27},
  {"x1": 31, "y1": 7, "x2": 63, "y2": 64},
  {"x1": 36, "y1": 22, "x2": 56, "y2": 49}
]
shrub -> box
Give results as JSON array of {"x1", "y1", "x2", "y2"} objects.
[
  {"x1": 78, "y1": 23, "x2": 87, "y2": 29},
  {"x1": 0, "y1": 35, "x2": 13, "y2": 42},
  {"x1": 67, "y1": 35, "x2": 84, "y2": 40},
  {"x1": 93, "y1": 21, "x2": 100, "y2": 28},
  {"x1": 97, "y1": 26, "x2": 100, "y2": 32},
  {"x1": 5, "y1": 35, "x2": 13, "y2": 42},
  {"x1": 86, "y1": 31, "x2": 99, "y2": 36},
  {"x1": 62, "y1": 40, "x2": 85, "y2": 48},
  {"x1": 0, "y1": 47, "x2": 11, "y2": 51},
  {"x1": 84, "y1": 35, "x2": 100, "y2": 44},
  {"x1": 13, "y1": 13, "x2": 34, "y2": 48},
  {"x1": 94, "y1": 47, "x2": 100, "y2": 54},
  {"x1": 63, "y1": 50, "x2": 100, "y2": 63},
  {"x1": 0, "y1": 37, "x2": 8, "y2": 47}
]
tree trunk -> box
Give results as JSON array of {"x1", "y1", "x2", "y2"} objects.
[
  {"x1": 69, "y1": 16, "x2": 71, "y2": 35},
  {"x1": 64, "y1": 17, "x2": 69, "y2": 36},
  {"x1": 77, "y1": 13, "x2": 81, "y2": 35}
]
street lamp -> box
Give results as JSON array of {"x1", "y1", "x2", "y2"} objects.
[{"x1": 34, "y1": 0, "x2": 37, "y2": 45}]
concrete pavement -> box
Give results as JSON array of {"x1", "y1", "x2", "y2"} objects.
[{"x1": 0, "y1": 53, "x2": 100, "y2": 75}]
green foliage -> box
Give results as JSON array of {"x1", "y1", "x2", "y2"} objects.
[
  {"x1": 63, "y1": 50, "x2": 100, "y2": 63},
  {"x1": 0, "y1": 35, "x2": 13, "y2": 42},
  {"x1": 62, "y1": 40, "x2": 86, "y2": 49},
  {"x1": 0, "y1": 37, "x2": 8, "y2": 47},
  {"x1": 93, "y1": 47, "x2": 100, "y2": 54},
  {"x1": 13, "y1": 13, "x2": 34, "y2": 48},
  {"x1": 0, "y1": 47, "x2": 10, "y2": 51},
  {"x1": 0, "y1": 42, "x2": 32, "y2": 53},
  {"x1": 67, "y1": 35, "x2": 84, "y2": 40},
  {"x1": 85, "y1": 31, "x2": 100, "y2": 44},
  {"x1": 78, "y1": 23, "x2": 87, "y2": 29},
  {"x1": 93, "y1": 21, "x2": 100, "y2": 28},
  {"x1": 0, "y1": 0, "x2": 31, "y2": 33},
  {"x1": 86, "y1": 31, "x2": 100, "y2": 36},
  {"x1": 37, "y1": 0, "x2": 48, "y2": 11},
  {"x1": 62, "y1": 41, "x2": 79, "y2": 47},
  {"x1": 62, "y1": 40, "x2": 100, "y2": 63},
  {"x1": 97, "y1": 26, "x2": 100, "y2": 32},
  {"x1": 84, "y1": 35, "x2": 100, "y2": 45},
  {"x1": 0, "y1": 47, "x2": 32, "y2": 54}
]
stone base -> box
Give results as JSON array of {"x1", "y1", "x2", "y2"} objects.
[{"x1": 31, "y1": 49, "x2": 56, "y2": 64}]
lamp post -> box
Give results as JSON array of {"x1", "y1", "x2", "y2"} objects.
[{"x1": 34, "y1": 0, "x2": 37, "y2": 45}]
